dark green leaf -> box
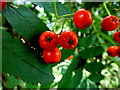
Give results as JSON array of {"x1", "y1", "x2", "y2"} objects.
[
  {"x1": 88, "y1": 73, "x2": 104, "y2": 83},
  {"x1": 80, "y1": 46, "x2": 104, "y2": 59},
  {"x1": 79, "y1": 34, "x2": 97, "y2": 48},
  {"x1": 61, "y1": 48, "x2": 76, "y2": 61},
  {"x1": 69, "y1": 67, "x2": 83, "y2": 88},
  {"x1": 84, "y1": 62, "x2": 105, "y2": 73},
  {"x1": 34, "y1": 2, "x2": 73, "y2": 16},
  {"x1": 2, "y1": 31, "x2": 54, "y2": 84},
  {"x1": 2, "y1": 5, "x2": 49, "y2": 41},
  {"x1": 97, "y1": 31, "x2": 117, "y2": 46},
  {"x1": 40, "y1": 81, "x2": 53, "y2": 88},
  {"x1": 58, "y1": 52, "x2": 79, "y2": 88},
  {"x1": 25, "y1": 83, "x2": 39, "y2": 88},
  {"x1": 6, "y1": 76, "x2": 22, "y2": 88}
]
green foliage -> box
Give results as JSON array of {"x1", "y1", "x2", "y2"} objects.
[
  {"x1": 69, "y1": 67, "x2": 83, "y2": 88},
  {"x1": 79, "y1": 34, "x2": 97, "y2": 48},
  {"x1": 2, "y1": 30, "x2": 54, "y2": 84},
  {"x1": 34, "y1": 2, "x2": 73, "y2": 16},
  {"x1": 80, "y1": 46, "x2": 104, "y2": 59},
  {"x1": 2, "y1": 5, "x2": 48, "y2": 41},
  {"x1": 1, "y1": 1, "x2": 119, "y2": 89},
  {"x1": 88, "y1": 73, "x2": 104, "y2": 83},
  {"x1": 84, "y1": 62, "x2": 105, "y2": 73},
  {"x1": 58, "y1": 52, "x2": 79, "y2": 88}
]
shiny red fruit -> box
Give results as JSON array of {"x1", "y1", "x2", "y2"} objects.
[
  {"x1": 43, "y1": 48, "x2": 61, "y2": 64},
  {"x1": 102, "y1": 15, "x2": 119, "y2": 31},
  {"x1": 113, "y1": 31, "x2": 120, "y2": 43},
  {"x1": 59, "y1": 30, "x2": 78, "y2": 49},
  {"x1": 73, "y1": 8, "x2": 93, "y2": 29},
  {"x1": 39, "y1": 31, "x2": 58, "y2": 50},
  {"x1": 107, "y1": 46, "x2": 119, "y2": 57},
  {"x1": 0, "y1": 0, "x2": 6, "y2": 11}
]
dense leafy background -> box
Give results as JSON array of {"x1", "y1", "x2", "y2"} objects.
[{"x1": 1, "y1": 1, "x2": 120, "y2": 89}]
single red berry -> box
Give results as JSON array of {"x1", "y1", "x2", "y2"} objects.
[
  {"x1": 107, "y1": 46, "x2": 119, "y2": 57},
  {"x1": 39, "y1": 31, "x2": 58, "y2": 50},
  {"x1": 113, "y1": 31, "x2": 120, "y2": 43},
  {"x1": 0, "y1": 0, "x2": 6, "y2": 11},
  {"x1": 43, "y1": 48, "x2": 61, "y2": 64},
  {"x1": 102, "y1": 15, "x2": 119, "y2": 31},
  {"x1": 73, "y1": 8, "x2": 93, "y2": 29},
  {"x1": 59, "y1": 30, "x2": 78, "y2": 49}
]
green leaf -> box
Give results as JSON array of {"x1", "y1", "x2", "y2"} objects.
[
  {"x1": 84, "y1": 62, "x2": 105, "y2": 73},
  {"x1": 2, "y1": 5, "x2": 49, "y2": 41},
  {"x1": 78, "y1": 79, "x2": 87, "y2": 88},
  {"x1": 80, "y1": 46, "x2": 104, "y2": 59},
  {"x1": 88, "y1": 73, "x2": 104, "y2": 83},
  {"x1": 69, "y1": 67, "x2": 83, "y2": 88},
  {"x1": 97, "y1": 31, "x2": 117, "y2": 46},
  {"x1": 6, "y1": 76, "x2": 22, "y2": 88},
  {"x1": 34, "y1": 2, "x2": 73, "y2": 16},
  {"x1": 61, "y1": 48, "x2": 76, "y2": 61},
  {"x1": 58, "y1": 52, "x2": 79, "y2": 88},
  {"x1": 2, "y1": 31, "x2": 54, "y2": 84},
  {"x1": 40, "y1": 81, "x2": 53, "y2": 88},
  {"x1": 25, "y1": 83, "x2": 39, "y2": 88},
  {"x1": 79, "y1": 34, "x2": 97, "y2": 48},
  {"x1": 87, "y1": 79, "x2": 97, "y2": 88}
]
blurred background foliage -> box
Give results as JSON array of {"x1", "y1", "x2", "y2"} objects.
[{"x1": 1, "y1": 0, "x2": 120, "y2": 89}]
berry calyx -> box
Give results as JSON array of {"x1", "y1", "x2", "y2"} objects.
[
  {"x1": 102, "y1": 15, "x2": 119, "y2": 31},
  {"x1": 59, "y1": 30, "x2": 78, "y2": 49},
  {"x1": 0, "y1": 0, "x2": 6, "y2": 11},
  {"x1": 107, "y1": 46, "x2": 119, "y2": 57},
  {"x1": 39, "y1": 31, "x2": 58, "y2": 50},
  {"x1": 113, "y1": 30, "x2": 120, "y2": 43},
  {"x1": 73, "y1": 8, "x2": 93, "y2": 29},
  {"x1": 43, "y1": 48, "x2": 61, "y2": 64}
]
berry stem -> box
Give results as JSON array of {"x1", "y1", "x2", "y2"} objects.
[
  {"x1": 54, "y1": 0, "x2": 59, "y2": 18},
  {"x1": 103, "y1": 2, "x2": 111, "y2": 16},
  {"x1": 92, "y1": 21, "x2": 102, "y2": 44},
  {"x1": 59, "y1": 13, "x2": 74, "y2": 18},
  {"x1": 54, "y1": 0, "x2": 74, "y2": 19}
]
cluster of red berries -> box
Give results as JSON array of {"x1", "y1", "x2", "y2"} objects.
[
  {"x1": 39, "y1": 8, "x2": 93, "y2": 64},
  {"x1": 1, "y1": 0, "x2": 119, "y2": 60},
  {"x1": 101, "y1": 15, "x2": 120, "y2": 57},
  {"x1": 39, "y1": 30, "x2": 78, "y2": 64}
]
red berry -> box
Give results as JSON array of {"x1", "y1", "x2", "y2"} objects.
[
  {"x1": 73, "y1": 8, "x2": 93, "y2": 29},
  {"x1": 59, "y1": 30, "x2": 78, "y2": 49},
  {"x1": 113, "y1": 31, "x2": 120, "y2": 43},
  {"x1": 0, "y1": 0, "x2": 6, "y2": 11},
  {"x1": 43, "y1": 48, "x2": 61, "y2": 64},
  {"x1": 102, "y1": 15, "x2": 119, "y2": 31},
  {"x1": 39, "y1": 31, "x2": 58, "y2": 50},
  {"x1": 107, "y1": 46, "x2": 119, "y2": 57}
]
